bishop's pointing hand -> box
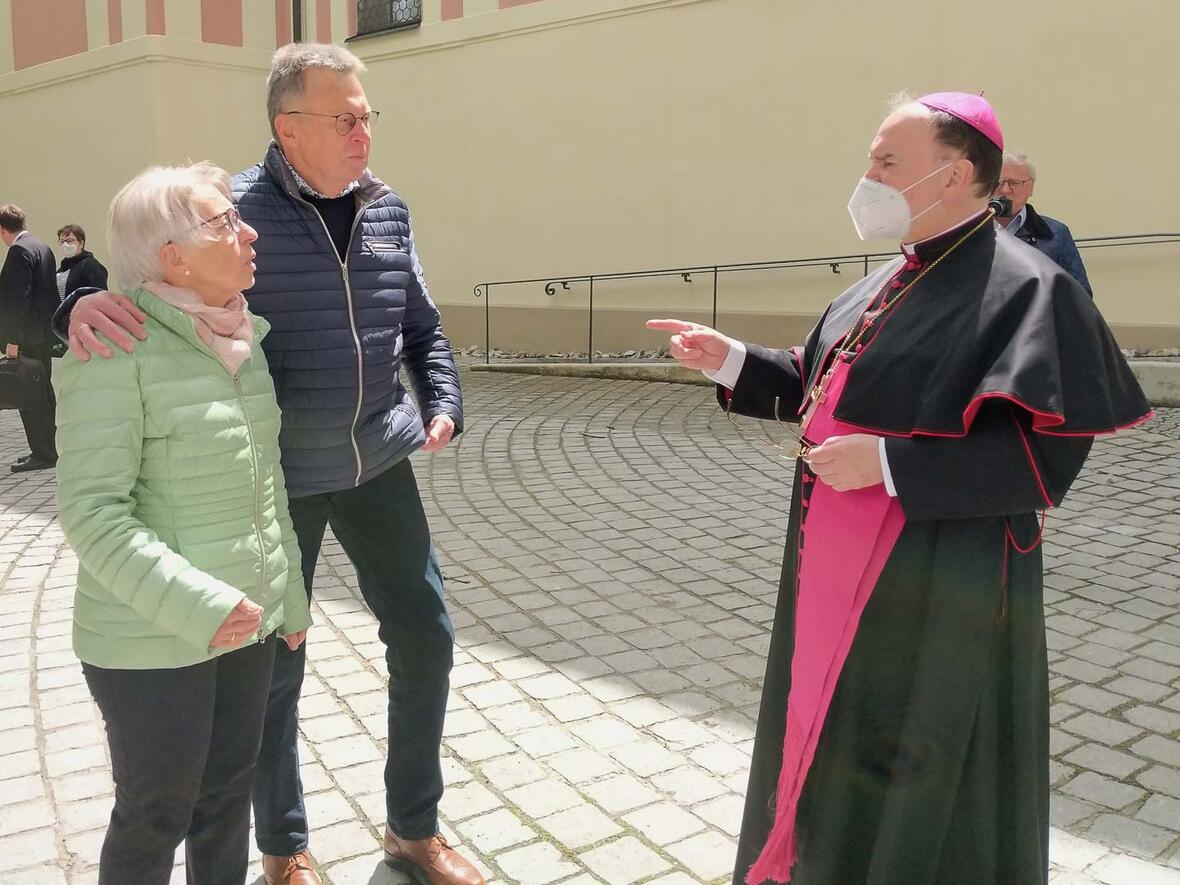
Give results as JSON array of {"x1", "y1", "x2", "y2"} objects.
[{"x1": 645, "y1": 318, "x2": 734, "y2": 373}]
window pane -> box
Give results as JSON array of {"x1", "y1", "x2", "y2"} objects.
[{"x1": 357, "y1": 0, "x2": 423, "y2": 35}]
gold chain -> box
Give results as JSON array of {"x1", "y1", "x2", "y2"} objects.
[
  {"x1": 833, "y1": 209, "x2": 996, "y2": 360},
  {"x1": 791, "y1": 209, "x2": 996, "y2": 461}
]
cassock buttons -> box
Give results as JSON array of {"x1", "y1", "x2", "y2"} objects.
[{"x1": 891, "y1": 278, "x2": 904, "y2": 289}]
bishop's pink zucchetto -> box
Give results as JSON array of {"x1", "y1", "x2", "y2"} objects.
[{"x1": 917, "y1": 92, "x2": 1004, "y2": 150}]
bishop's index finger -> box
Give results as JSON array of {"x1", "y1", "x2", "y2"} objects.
[{"x1": 646, "y1": 318, "x2": 701, "y2": 334}]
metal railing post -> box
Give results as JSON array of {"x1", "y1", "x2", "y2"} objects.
[
  {"x1": 484, "y1": 285, "x2": 491, "y2": 364},
  {"x1": 711, "y1": 267, "x2": 718, "y2": 329},
  {"x1": 587, "y1": 277, "x2": 595, "y2": 364}
]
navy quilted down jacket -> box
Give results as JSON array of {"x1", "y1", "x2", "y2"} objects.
[{"x1": 232, "y1": 144, "x2": 463, "y2": 497}]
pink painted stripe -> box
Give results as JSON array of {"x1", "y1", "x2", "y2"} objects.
[
  {"x1": 108, "y1": 0, "x2": 123, "y2": 44},
  {"x1": 316, "y1": 0, "x2": 331, "y2": 42},
  {"x1": 441, "y1": 0, "x2": 464, "y2": 19},
  {"x1": 274, "y1": 0, "x2": 291, "y2": 46},
  {"x1": 11, "y1": 0, "x2": 88, "y2": 70},
  {"x1": 201, "y1": 0, "x2": 243, "y2": 47},
  {"x1": 146, "y1": 0, "x2": 165, "y2": 35}
]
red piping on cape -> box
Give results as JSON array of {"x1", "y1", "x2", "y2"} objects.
[
  {"x1": 1011, "y1": 411, "x2": 1053, "y2": 508},
  {"x1": 1006, "y1": 510, "x2": 1046, "y2": 554},
  {"x1": 833, "y1": 391, "x2": 1154, "y2": 440},
  {"x1": 790, "y1": 347, "x2": 806, "y2": 396}
]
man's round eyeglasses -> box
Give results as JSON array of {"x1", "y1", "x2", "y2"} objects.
[
  {"x1": 283, "y1": 110, "x2": 380, "y2": 136},
  {"x1": 199, "y1": 207, "x2": 242, "y2": 235},
  {"x1": 996, "y1": 178, "x2": 1030, "y2": 190}
]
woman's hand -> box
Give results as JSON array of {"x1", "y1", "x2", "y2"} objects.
[
  {"x1": 210, "y1": 597, "x2": 264, "y2": 647},
  {"x1": 282, "y1": 630, "x2": 308, "y2": 652}
]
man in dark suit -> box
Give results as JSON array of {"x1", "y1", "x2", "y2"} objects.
[
  {"x1": 993, "y1": 151, "x2": 1092, "y2": 295},
  {"x1": 0, "y1": 204, "x2": 59, "y2": 471}
]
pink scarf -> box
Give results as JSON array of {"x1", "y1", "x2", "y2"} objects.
[{"x1": 144, "y1": 282, "x2": 254, "y2": 376}]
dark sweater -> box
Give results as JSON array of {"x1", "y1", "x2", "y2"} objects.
[{"x1": 58, "y1": 250, "x2": 109, "y2": 299}]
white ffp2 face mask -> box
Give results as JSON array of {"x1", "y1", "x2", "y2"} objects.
[
  {"x1": 61, "y1": 242, "x2": 79, "y2": 258},
  {"x1": 846, "y1": 162, "x2": 951, "y2": 240}
]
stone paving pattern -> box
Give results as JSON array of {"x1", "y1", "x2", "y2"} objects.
[{"x1": 1, "y1": 370, "x2": 1178, "y2": 884}]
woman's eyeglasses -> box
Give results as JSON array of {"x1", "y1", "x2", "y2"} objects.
[{"x1": 198, "y1": 207, "x2": 242, "y2": 235}]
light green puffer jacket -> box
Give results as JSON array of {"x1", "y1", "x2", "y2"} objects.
[{"x1": 54, "y1": 287, "x2": 312, "y2": 669}]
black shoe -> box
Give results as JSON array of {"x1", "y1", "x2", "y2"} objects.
[
  {"x1": 11, "y1": 458, "x2": 55, "y2": 473},
  {"x1": 14, "y1": 453, "x2": 31, "y2": 464}
]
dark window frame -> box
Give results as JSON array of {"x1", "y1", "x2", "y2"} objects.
[{"x1": 349, "y1": 0, "x2": 423, "y2": 40}]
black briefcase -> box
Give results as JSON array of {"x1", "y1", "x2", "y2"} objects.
[{"x1": 0, "y1": 355, "x2": 48, "y2": 411}]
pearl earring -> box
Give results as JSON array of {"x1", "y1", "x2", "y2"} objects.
[{"x1": 184, "y1": 269, "x2": 191, "y2": 276}]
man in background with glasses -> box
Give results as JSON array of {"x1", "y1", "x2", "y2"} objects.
[
  {"x1": 56, "y1": 43, "x2": 478, "y2": 885},
  {"x1": 994, "y1": 150, "x2": 1092, "y2": 295}
]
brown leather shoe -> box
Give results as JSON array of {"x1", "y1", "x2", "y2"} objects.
[
  {"x1": 262, "y1": 851, "x2": 322, "y2": 885},
  {"x1": 384, "y1": 828, "x2": 485, "y2": 885}
]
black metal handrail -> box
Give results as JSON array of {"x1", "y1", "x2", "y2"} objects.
[{"x1": 472, "y1": 232, "x2": 1180, "y2": 364}]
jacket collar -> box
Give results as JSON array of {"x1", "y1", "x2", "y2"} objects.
[
  {"x1": 262, "y1": 142, "x2": 390, "y2": 208},
  {"x1": 128, "y1": 285, "x2": 269, "y2": 353},
  {"x1": 59, "y1": 249, "x2": 91, "y2": 272},
  {"x1": 1015, "y1": 203, "x2": 1054, "y2": 242}
]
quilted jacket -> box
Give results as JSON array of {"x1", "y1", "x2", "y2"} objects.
[
  {"x1": 55, "y1": 287, "x2": 311, "y2": 669},
  {"x1": 231, "y1": 145, "x2": 463, "y2": 497}
]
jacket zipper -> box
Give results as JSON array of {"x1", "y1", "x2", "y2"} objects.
[
  {"x1": 231, "y1": 372, "x2": 269, "y2": 643},
  {"x1": 306, "y1": 206, "x2": 369, "y2": 487}
]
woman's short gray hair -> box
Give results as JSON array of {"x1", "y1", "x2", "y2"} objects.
[
  {"x1": 107, "y1": 162, "x2": 232, "y2": 288},
  {"x1": 267, "y1": 43, "x2": 366, "y2": 140}
]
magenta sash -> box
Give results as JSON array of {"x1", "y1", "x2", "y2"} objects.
[{"x1": 747, "y1": 356, "x2": 906, "y2": 884}]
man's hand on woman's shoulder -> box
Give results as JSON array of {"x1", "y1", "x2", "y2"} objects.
[{"x1": 68, "y1": 291, "x2": 148, "y2": 361}]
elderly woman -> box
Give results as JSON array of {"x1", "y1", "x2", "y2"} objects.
[{"x1": 54, "y1": 162, "x2": 311, "y2": 885}]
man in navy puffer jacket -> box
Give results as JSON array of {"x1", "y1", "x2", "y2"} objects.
[{"x1": 58, "y1": 43, "x2": 479, "y2": 885}]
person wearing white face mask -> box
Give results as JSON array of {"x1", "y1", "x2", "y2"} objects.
[
  {"x1": 649, "y1": 91, "x2": 1150, "y2": 885},
  {"x1": 55, "y1": 224, "x2": 108, "y2": 303}
]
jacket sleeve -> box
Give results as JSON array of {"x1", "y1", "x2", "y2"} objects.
[
  {"x1": 54, "y1": 351, "x2": 247, "y2": 650},
  {"x1": 271, "y1": 458, "x2": 312, "y2": 635},
  {"x1": 1, "y1": 247, "x2": 34, "y2": 346},
  {"x1": 717, "y1": 304, "x2": 829, "y2": 420},
  {"x1": 1054, "y1": 226, "x2": 1092, "y2": 296},
  {"x1": 883, "y1": 401, "x2": 1092, "y2": 521},
  {"x1": 82, "y1": 258, "x2": 109, "y2": 292},
  {"x1": 399, "y1": 212, "x2": 464, "y2": 433}
]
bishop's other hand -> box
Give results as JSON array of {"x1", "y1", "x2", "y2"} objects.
[
  {"x1": 806, "y1": 434, "x2": 885, "y2": 492},
  {"x1": 645, "y1": 319, "x2": 734, "y2": 373}
]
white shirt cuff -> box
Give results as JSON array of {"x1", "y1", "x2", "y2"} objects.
[
  {"x1": 879, "y1": 437, "x2": 898, "y2": 497},
  {"x1": 703, "y1": 339, "x2": 747, "y2": 389}
]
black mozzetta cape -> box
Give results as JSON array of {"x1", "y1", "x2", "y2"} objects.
[{"x1": 723, "y1": 215, "x2": 1152, "y2": 885}]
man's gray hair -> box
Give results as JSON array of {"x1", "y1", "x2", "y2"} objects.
[
  {"x1": 1003, "y1": 151, "x2": 1036, "y2": 180},
  {"x1": 107, "y1": 162, "x2": 232, "y2": 288},
  {"x1": 267, "y1": 43, "x2": 366, "y2": 141}
]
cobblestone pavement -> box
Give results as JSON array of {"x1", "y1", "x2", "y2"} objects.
[{"x1": 1, "y1": 370, "x2": 1178, "y2": 884}]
